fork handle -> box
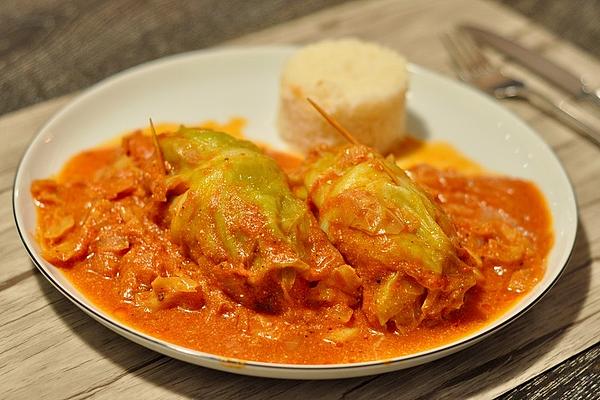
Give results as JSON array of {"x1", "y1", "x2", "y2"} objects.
[{"x1": 519, "y1": 87, "x2": 600, "y2": 147}]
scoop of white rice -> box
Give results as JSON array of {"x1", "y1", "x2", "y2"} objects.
[{"x1": 277, "y1": 38, "x2": 408, "y2": 153}]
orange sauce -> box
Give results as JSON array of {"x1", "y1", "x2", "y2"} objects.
[
  {"x1": 99, "y1": 117, "x2": 248, "y2": 147},
  {"x1": 32, "y1": 125, "x2": 553, "y2": 364},
  {"x1": 394, "y1": 136, "x2": 484, "y2": 174}
]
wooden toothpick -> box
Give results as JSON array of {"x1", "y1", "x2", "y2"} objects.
[
  {"x1": 306, "y1": 97, "x2": 359, "y2": 145},
  {"x1": 306, "y1": 98, "x2": 402, "y2": 185}
]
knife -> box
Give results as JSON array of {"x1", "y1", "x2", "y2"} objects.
[{"x1": 460, "y1": 24, "x2": 600, "y2": 109}]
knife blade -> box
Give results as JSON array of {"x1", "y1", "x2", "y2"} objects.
[{"x1": 460, "y1": 24, "x2": 600, "y2": 108}]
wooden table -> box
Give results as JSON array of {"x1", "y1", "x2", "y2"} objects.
[{"x1": 1, "y1": 0, "x2": 599, "y2": 398}]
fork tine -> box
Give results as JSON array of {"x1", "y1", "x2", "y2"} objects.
[
  {"x1": 441, "y1": 33, "x2": 471, "y2": 81},
  {"x1": 444, "y1": 30, "x2": 494, "y2": 79},
  {"x1": 456, "y1": 30, "x2": 493, "y2": 73},
  {"x1": 448, "y1": 31, "x2": 485, "y2": 76}
]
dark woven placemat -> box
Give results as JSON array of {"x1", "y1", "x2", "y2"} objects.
[
  {"x1": 2, "y1": 0, "x2": 599, "y2": 115},
  {"x1": 0, "y1": 0, "x2": 345, "y2": 115}
]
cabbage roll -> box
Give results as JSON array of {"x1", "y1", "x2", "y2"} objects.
[
  {"x1": 302, "y1": 144, "x2": 481, "y2": 329},
  {"x1": 158, "y1": 128, "x2": 361, "y2": 314}
]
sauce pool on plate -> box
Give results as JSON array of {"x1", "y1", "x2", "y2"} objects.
[{"x1": 30, "y1": 121, "x2": 553, "y2": 364}]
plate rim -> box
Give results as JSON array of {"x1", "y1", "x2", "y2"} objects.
[{"x1": 12, "y1": 45, "x2": 578, "y2": 374}]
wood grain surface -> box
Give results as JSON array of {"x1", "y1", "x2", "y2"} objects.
[
  {"x1": 1, "y1": 0, "x2": 599, "y2": 399},
  {"x1": 500, "y1": 344, "x2": 600, "y2": 400}
]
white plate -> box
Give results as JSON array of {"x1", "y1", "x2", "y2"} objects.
[{"x1": 13, "y1": 46, "x2": 577, "y2": 379}]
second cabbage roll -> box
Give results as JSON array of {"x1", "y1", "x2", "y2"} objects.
[
  {"x1": 302, "y1": 144, "x2": 481, "y2": 329},
  {"x1": 158, "y1": 128, "x2": 362, "y2": 315}
]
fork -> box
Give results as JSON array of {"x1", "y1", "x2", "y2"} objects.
[{"x1": 442, "y1": 30, "x2": 600, "y2": 147}]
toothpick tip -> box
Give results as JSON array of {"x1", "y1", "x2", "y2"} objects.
[{"x1": 305, "y1": 98, "x2": 359, "y2": 145}]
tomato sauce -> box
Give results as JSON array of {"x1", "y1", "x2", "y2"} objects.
[{"x1": 31, "y1": 127, "x2": 553, "y2": 364}]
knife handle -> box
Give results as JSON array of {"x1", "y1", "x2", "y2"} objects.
[
  {"x1": 584, "y1": 91, "x2": 600, "y2": 111},
  {"x1": 521, "y1": 88, "x2": 600, "y2": 147}
]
